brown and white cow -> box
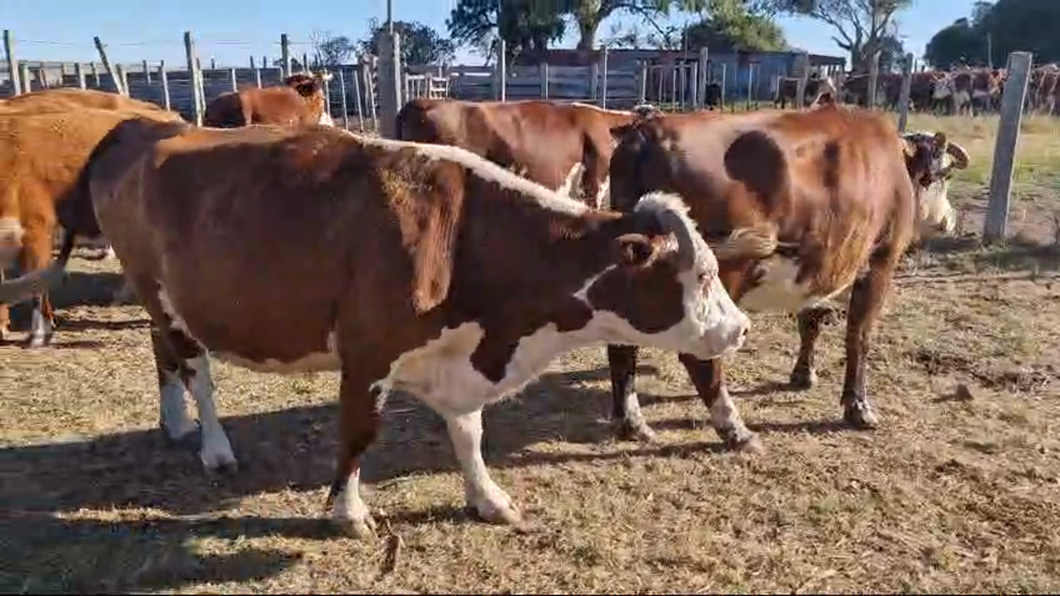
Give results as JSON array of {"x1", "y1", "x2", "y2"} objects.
[
  {"x1": 396, "y1": 98, "x2": 658, "y2": 209},
  {"x1": 203, "y1": 71, "x2": 335, "y2": 128},
  {"x1": 602, "y1": 106, "x2": 968, "y2": 449},
  {"x1": 17, "y1": 117, "x2": 757, "y2": 534},
  {"x1": 0, "y1": 105, "x2": 186, "y2": 347},
  {"x1": 0, "y1": 87, "x2": 165, "y2": 114}
]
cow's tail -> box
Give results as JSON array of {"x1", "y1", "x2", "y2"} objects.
[
  {"x1": 708, "y1": 223, "x2": 786, "y2": 262},
  {"x1": 0, "y1": 230, "x2": 75, "y2": 306}
]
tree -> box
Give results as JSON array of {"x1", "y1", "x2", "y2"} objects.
[
  {"x1": 447, "y1": 0, "x2": 568, "y2": 63},
  {"x1": 564, "y1": 0, "x2": 711, "y2": 51},
  {"x1": 767, "y1": 0, "x2": 913, "y2": 72},
  {"x1": 683, "y1": 0, "x2": 788, "y2": 52},
  {"x1": 359, "y1": 19, "x2": 456, "y2": 66},
  {"x1": 924, "y1": 18, "x2": 987, "y2": 68},
  {"x1": 310, "y1": 30, "x2": 355, "y2": 67}
]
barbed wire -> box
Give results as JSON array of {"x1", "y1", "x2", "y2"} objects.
[{"x1": 14, "y1": 37, "x2": 316, "y2": 48}]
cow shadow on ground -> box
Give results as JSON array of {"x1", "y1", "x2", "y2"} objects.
[
  {"x1": 2, "y1": 360, "x2": 854, "y2": 591},
  {"x1": 5, "y1": 270, "x2": 134, "y2": 335},
  {"x1": 910, "y1": 234, "x2": 1060, "y2": 275}
]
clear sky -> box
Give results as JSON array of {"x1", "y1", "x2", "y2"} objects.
[{"x1": 5, "y1": 0, "x2": 978, "y2": 68}]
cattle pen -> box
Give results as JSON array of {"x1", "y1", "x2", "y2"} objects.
[{"x1": 4, "y1": 27, "x2": 1060, "y2": 595}]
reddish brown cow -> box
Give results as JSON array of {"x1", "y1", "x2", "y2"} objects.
[
  {"x1": 0, "y1": 102, "x2": 185, "y2": 347},
  {"x1": 602, "y1": 106, "x2": 965, "y2": 449},
  {"x1": 9, "y1": 118, "x2": 760, "y2": 533},
  {"x1": 396, "y1": 98, "x2": 658, "y2": 209},
  {"x1": 203, "y1": 71, "x2": 335, "y2": 128}
]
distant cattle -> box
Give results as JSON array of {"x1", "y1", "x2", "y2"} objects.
[
  {"x1": 603, "y1": 105, "x2": 967, "y2": 449},
  {"x1": 774, "y1": 75, "x2": 834, "y2": 110},
  {"x1": 0, "y1": 104, "x2": 186, "y2": 347},
  {"x1": 9, "y1": 118, "x2": 764, "y2": 534},
  {"x1": 396, "y1": 98, "x2": 659, "y2": 209},
  {"x1": 932, "y1": 67, "x2": 1004, "y2": 115},
  {"x1": 203, "y1": 71, "x2": 335, "y2": 128}
]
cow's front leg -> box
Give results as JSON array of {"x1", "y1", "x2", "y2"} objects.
[
  {"x1": 840, "y1": 254, "x2": 898, "y2": 429},
  {"x1": 789, "y1": 306, "x2": 837, "y2": 390},
  {"x1": 327, "y1": 373, "x2": 386, "y2": 538},
  {"x1": 679, "y1": 353, "x2": 761, "y2": 452},
  {"x1": 443, "y1": 407, "x2": 522, "y2": 527},
  {"x1": 607, "y1": 343, "x2": 658, "y2": 442}
]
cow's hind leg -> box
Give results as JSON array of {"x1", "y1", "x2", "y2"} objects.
[
  {"x1": 327, "y1": 366, "x2": 388, "y2": 538},
  {"x1": 21, "y1": 228, "x2": 56, "y2": 349},
  {"x1": 839, "y1": 252, "x2": 899, "y2": 429},
  {"x1": 444, "y1": 407, "x2": 523, "y2": 527},
  {"x1": 679, "y1": 354, "x2": 761, "y2": 452},
  {"x1": 607, "y1": 344, "x2": 657, "y2": 442},
  {"x1": 140, "y1": 283, "x2": 236, "y2": 471},
  {"x1": 789, "y1": 306, "x2": 838, "y2": 390},
  {"x1": 150, "y1": 326, "x2": 199, "y2": 442}
]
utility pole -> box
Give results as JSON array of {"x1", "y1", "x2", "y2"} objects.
[{"x1": 387, "y1": 0, "x2": 394, "y2": 34}]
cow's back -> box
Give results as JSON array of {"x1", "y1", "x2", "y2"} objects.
[
  {"x1": 0, "y1": 88, "x2": 163, "y2": 115},
  {"x1": 610, "y1": 108, "x2": 916, "y2": 302}
]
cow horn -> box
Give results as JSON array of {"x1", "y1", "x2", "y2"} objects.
[
  {"x1": 946, "y1": 142, "x2": 970, "y2": 170},
  {"x1": 636, "y1": 192, "x2": 701, "y2": 271}
]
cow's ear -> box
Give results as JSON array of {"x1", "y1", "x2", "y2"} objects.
[
  {"x1": 614, "y1": 233, "x2": 658, "y2": 268},
  {"x1": 610, "y1": 124, "x2": 633, "y2": 143},
  {"x1": 932, "y1": 131, "x2": 948, "y2": 151},
  {"x1": 901, "y1": 137, "x2": 918, "y2": 160}
]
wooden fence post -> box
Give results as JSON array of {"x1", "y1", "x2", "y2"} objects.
[
  {"x1": 3, "y1": 30, "x2": 22, "y2": 96},
  {"x1": 601, "y1": 47, "x2": 609, "y2": 108},
  {"x1": 539, "y1": 61, "x2": 549, "y2": 99},
  {"x1": 984, "y1": 51, "x2": 1033, "y2": 243},
  {"x1": 352, "y1": 62, "x2": 365, "y2": 133},
  {"x1": 638, "y1": 61, "x2": 648, "y2": 104},
  {"x1": 795, "y1": 51, "x2": 809, "y2": 108},
  {"x1": 116, "y1": 64, "x2": 130, "y2": 97},
  {"x1": 720, "y1": 63, "x2": 727, "y2": 110},
  {"x1": 159, "y1": 61, "x2": 171, "y2": 110},
  {"x1": 494, "y1": 39, "x2": 507, "y2": 101},
  {"x1": 229, "y1": 68, "x2": 238, "y2": 92},
  {"x1": 867, "y1": 50, "x2": 880, "y2": 109},
  {"x1": 19, "y1": 63, "x2": 30, "y2": 93},
  {"x1": 896, "y1": 52, "x2": 913, "y2": 132},
  {"x1": 184, "y1": 31, "x2": 204, "y2": 126},
  {"x1": 376, "y1": 31, "x2": 403, "y2": 138},
  {"x1": 90, "y1": 63, "x2": 100, "y2": 87},
  {"x1": 93, "y1": 36, "x2": 126, "y2": 96},
  {"x1": 338, "y1": 68, "x2": 350, "y2": 130},
  {"x1": 365, "y1": 56, "x2": 379, "y2": 132},
  {"x1": 280, "y1": 33, "x2": 291, "y2": 78},
  {"x1": 75, "y1": 62, "x2": 86, "y2": 89},
  {"x1": 696, "y1": 48, "x2": 709, "y2": 109},
  {"x1": 142, "y1": 59, "x2": 151, "y2": 84}
]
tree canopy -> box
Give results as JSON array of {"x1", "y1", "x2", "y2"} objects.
[
  {"x1": 925, "y1": 0, "x2": 1060, "y2": 68},
  {"x1": 358, "y1": 19, "x2": 456, "y2": 66}
]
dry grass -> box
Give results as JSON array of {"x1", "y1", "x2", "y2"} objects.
[{"x1": 3, "y1": 113, "x2": 1060, "y2": 594}]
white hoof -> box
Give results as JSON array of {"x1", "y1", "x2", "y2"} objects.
[
  {"x1": 200, "y1": 427, "x2": 238, "y2": 473},
  {"x1": 331, "y1": 490, "x2": 377, "y2": 539},
  {"x1": 469, "y1": 487, "x2": 524, "y2": 527}
]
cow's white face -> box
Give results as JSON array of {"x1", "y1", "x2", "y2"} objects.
[
  {"x1": 903, "y1": 131, "x2": 970, "y2": 238},
  {"x1": 577, "y1": 192, "x2": 750, "y2": 361}
]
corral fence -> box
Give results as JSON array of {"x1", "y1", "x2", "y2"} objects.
[{"x1": 0, "y1": 28, "x2": 1040, "y2": 243}]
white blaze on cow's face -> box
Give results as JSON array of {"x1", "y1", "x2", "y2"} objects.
[
  {"x1": 576, "y1": 192, "x2": 750, "y2": 361},
  {"x1": 0, "y1": 217, "x2": 24, "y2": 265}
]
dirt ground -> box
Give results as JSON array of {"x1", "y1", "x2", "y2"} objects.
[{"x1": 2, "y1": 113, "x2": 1060, "y2": 594}]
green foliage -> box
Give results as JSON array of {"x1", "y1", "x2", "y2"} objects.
[
  {"x1": 926, "y1": 0, "x2": 1060, "y2": 68},
  {"x1": 359, "y1": 19, "x2": 456, "y2": 66},
  {"x1": 684, "y1": 0, "x2": 787, "y2": 52},
  {"x1": 447, "y1": 0, "x2": 567, "y2": 61}
]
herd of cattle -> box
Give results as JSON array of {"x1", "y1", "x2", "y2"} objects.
[
  {"x1": 1, "y1": 68, "x2": 975, "y2": 536},
  {"x1": 771, "y1": 63, "x2": 1060, "y2": 117}
]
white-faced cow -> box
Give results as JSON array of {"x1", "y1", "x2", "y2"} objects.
[
  {"x1": 13, "y1": 117, "x2": 763, "y2": 535},
  {"x1": 396, "y1": 98, "x2": 658, "y2": 209},
  {"x1": 602, "y1": 106, "x2": 970, "y2": 450}
]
